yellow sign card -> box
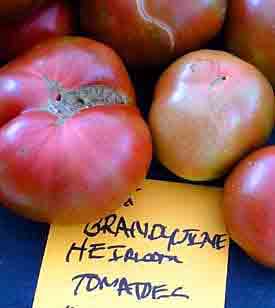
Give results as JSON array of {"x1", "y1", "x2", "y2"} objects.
[{"x1": 33, "y1": 179, "x2": 229, "y2": 308}]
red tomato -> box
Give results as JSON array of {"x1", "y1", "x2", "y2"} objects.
[
  {"x1": 0, "y1": 36, "x2": 152, "y2": 223},
  {"x1": 149, "y1": 50, "x2": 275, "y2": 181},
  {"x1": 0, "y1": 0, "x2": 46, "y2": 22},
  {"x1": 225, "y1": 0, "x2": 275, "y2": 87},
  {"x1": 224, "y1": 146, "x2": 275, "y2": 268},
  {"x1": 81, "y1": 0, "x2": 227, "y2": 67},
  {"x1": 0, "y1": 1, "x2": 74, "y2": 62}
]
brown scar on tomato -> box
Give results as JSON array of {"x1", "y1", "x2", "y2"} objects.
[
  {"x1": 42, "y1": 78, "x2": 129, "y2": 124},
  {"x1": 189, "y1": 60, "x2": 228, "y2": 88},
  {"x1": 136, "y1": 0, "x2": 175, "y2": 52},
  {"x1": 209, "y1": 75, "x2": 227, "y2": 88}
]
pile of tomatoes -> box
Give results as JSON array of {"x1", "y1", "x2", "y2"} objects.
[{"x1": 0, "y1": 0, "x2": 275, "y2": 268}]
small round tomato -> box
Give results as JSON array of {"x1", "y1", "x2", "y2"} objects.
[
  {"x1": 0, "y1": 1, "x2": 75, "y2": 62},
  {"x1": 149, "y1": 50, "x2": 275, "y2": 181},
  {"x1": 0, "y1": 36, "x2": 152, "y2": 224},
  {"x1": 224, "y1": 146, "x2": 275, "y2": 268},
  {"x1": 0, "y1": 0, "x2": 46, "y2": 22},
  {"x1": 80, "y1": 0, "x2": 227, "y2": 67},
  {"x1": 225, "y1": 0, "x2": 275, "y2": 87}
]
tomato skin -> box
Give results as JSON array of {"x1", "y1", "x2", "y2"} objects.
[
  {"x1": 224, "y1": 146, "x2": 275, "y2": 268},
  {"x1": 0, "y1": 106, "x2": 151, "y2": 223},
  {"x1": 0, "y1": 36, "x2": 136, "y2": 126},
  {"x1": 149, "y1": 50, "x2": 275, "y2": 181},
  {"x1": 0, "y1": 1, "x2": 74, "y2": 62},
  {"x1": 81, "y1": 0, "x2": 226, "y2": 67},
  {"x1": 0, "y1": 0, "x2": 46, "y2": 22},
  {"x1": 225, "y1": 0, "x2": 275, "y2": 87},
  {"x1": 0, "y1": 37, "x2": 152, "y2": 223}
]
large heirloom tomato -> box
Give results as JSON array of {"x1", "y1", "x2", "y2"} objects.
[
  {"x1": 0, "y1": 0, "x2": 46, "y2": 22},
  {"x1": 224, "y1": 146, "x2": 275, "y2": 268},
  {"x1": 80, "y1": 0, "x2": 227, "y2": 67},
  {"x1": 225, "y1": 0, "x2": 275, "y2": 87},
  {"x1": 149, "y1": 50, "x2": 275, "y2": 181},
  {"x1": 0, "y1": 37, "x2": 152, "y2": 223},
  {"x1": 0, "y1": 1, "x2": 74, "y2": 62}
]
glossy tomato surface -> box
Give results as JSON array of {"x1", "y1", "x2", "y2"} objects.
[
  {"x1": 0, "y1": 36, "x2": 152, "y2": 223},
  {"x1": 149, "y1": 50, "x2": 275, "y2": 181},
  {"x1": 224, "y1": 146, "x2": 275, "y2": 268},
  {"x1": 0, "y1": 0, "x2": 46, "y2": 22},
  {"x1": 81, "y1": 0, "x2": 227, "y2": 67},
  {"x1": 225, "y1": 0, "x2": 275, "y2": 87},
  {"x1": 0, "y1": 1, "x2": 74, "y2": 62}
]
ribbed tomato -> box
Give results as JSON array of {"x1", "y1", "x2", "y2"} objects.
[{"x1": 0, "y1": 37, "x2": 152, "y2": 223}]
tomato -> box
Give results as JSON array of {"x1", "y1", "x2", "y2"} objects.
[
  {"x1": 224, "y1": 146, "x2": 275, "y2": 268},
  {"x1": 0, "y1": 1, "x2": 74, "y2": 62},
  {"x1": 80, "y1": 0, "x2": 227, "y2": 67},
  {"x1": 0, "y1": 0, "x2": 46, "y2": 22},
  {"x1": 0, "y1": 36, "x2": 152, "y2": 223},
  {"x1": 225, "y1": 0, "x2": 275, "y2": 87},
  {"x1": 149, "y1": 50, "x2": 275, "y2": 181}
]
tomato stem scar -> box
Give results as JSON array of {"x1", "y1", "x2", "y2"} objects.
[{"x1": 43, "y1": 78, "x2": 129, "y2": 124}]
